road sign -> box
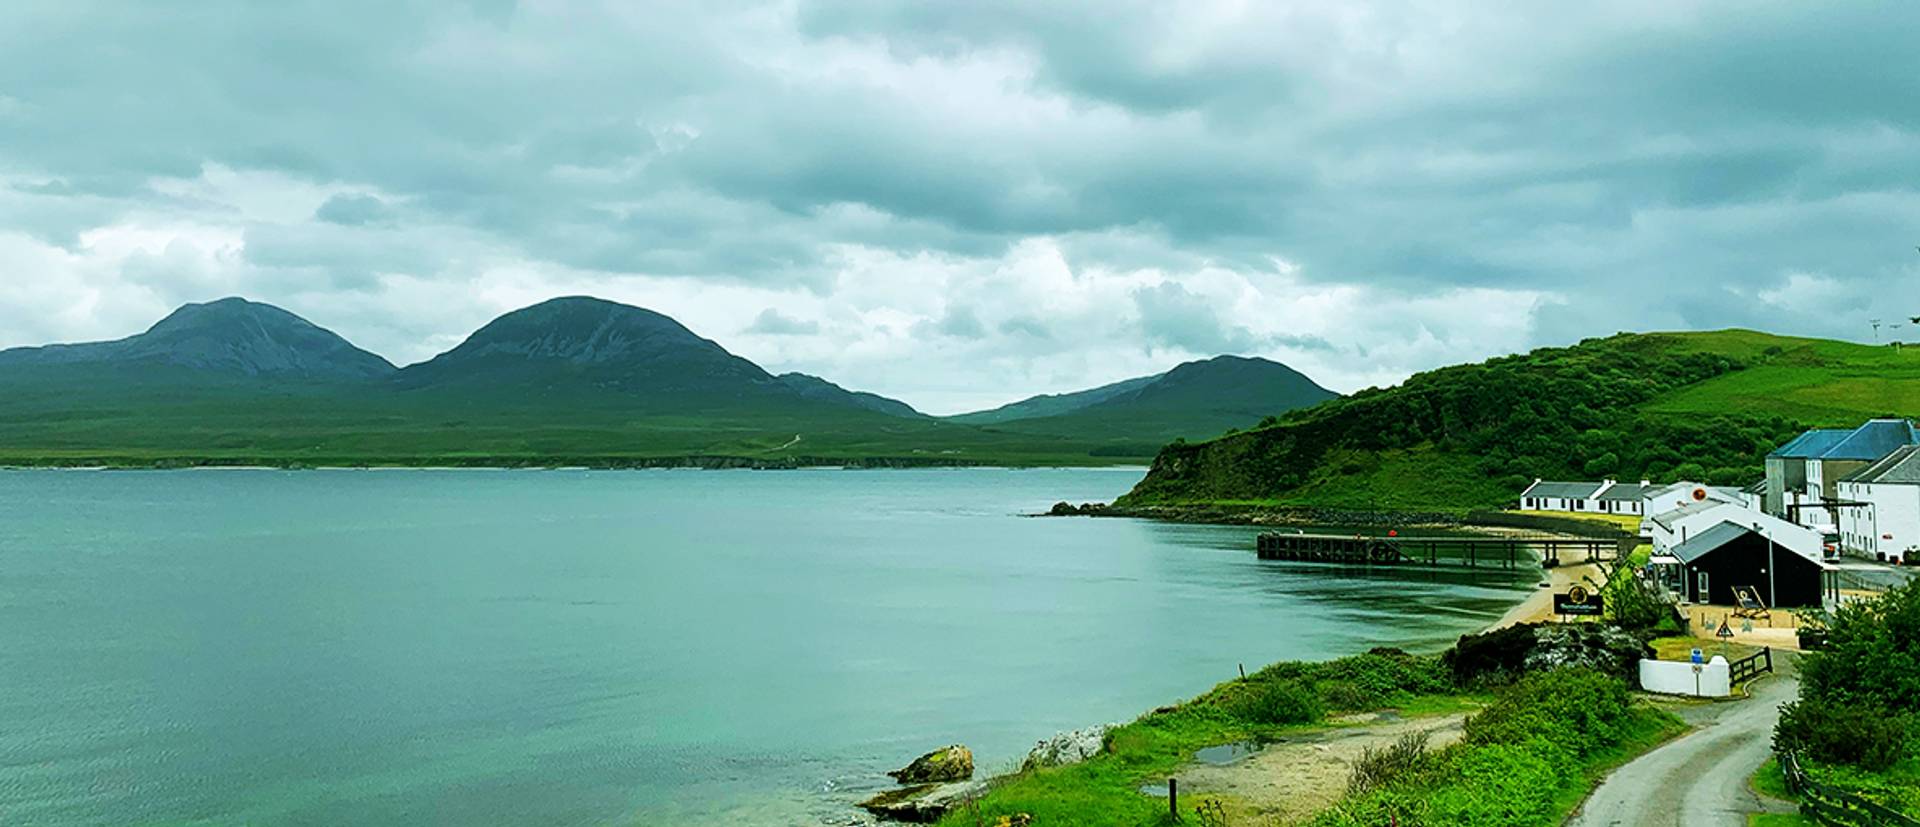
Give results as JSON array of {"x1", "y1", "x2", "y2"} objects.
[
  {"x1": 1716, "y1": 618, "x2": 1735, "y2": 639},
  {"x1": 1553, "y1": 584, "x2": 1604, "y2": 616},
  {"x1": 1690, "y1": 648, "x2": 1704, "y2": 664}
]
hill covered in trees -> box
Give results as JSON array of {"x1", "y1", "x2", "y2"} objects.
[{"x1": 1121, "y1": 330, "x2": 1920, "y2": 511}]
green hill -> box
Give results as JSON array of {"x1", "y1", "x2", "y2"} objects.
[
  {"x1": 947, "y1": 373, "x2": 1163, "y2": 425},
  {"x1": 0, "y1": 297, "x2": 1334, "y2": 467},
  {"x1": 1120, "y1": 330, "x2": 1920, "y2": 512},
  {"x1": 952, "y1": 356, "x2": 1339, "y2": 453}
]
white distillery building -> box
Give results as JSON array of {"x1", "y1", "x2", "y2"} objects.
[
  {"x1": 1646, "y1": 500, "x2": 1826, "y2": 563},
  {"x1": 1640, "y1": 481, "x2": 1745, "y2": 518},
  {"x1": 1764, "y1": 419, "x2": 1920, "y2": 530},
  {"x1": 1518, "y1": 479, "x2": 1653, "y2": 514},
  {"x1": 1836, "y1": 445, "x2": 1920, "y2": 564}
]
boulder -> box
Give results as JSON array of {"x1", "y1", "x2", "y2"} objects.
[
  {"x1": 858, "y1": 780, "x2": 989, "y2": 823},
  {"x1": 1020, "y1": 724, "x2": 1111, "y2": 771},
  {"x1": 888, "y1": 745, "x2": 973, "y2": 784}
]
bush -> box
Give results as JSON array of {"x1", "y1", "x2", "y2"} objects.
[
  {"x1": 1798, "y1": 581, "x2": 1920, "y2": 715},
  {"x1": 1423, "y1": 743, "x2": 1562, "y2": 827},
  {"x1": 1348, "y1": 731, "x2": 1433, "y2": 796},
  {"x1": 1465, "y1": 668, "x2": 1631, "y2": 759},
  {"x1": 1774, "y1": 701, "x2": 1913, "y2": 771},
  {"x1": 1233, "y1": 679, "x2": 1323, "y2": 725}
]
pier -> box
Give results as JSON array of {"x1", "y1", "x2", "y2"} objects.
[{"x1": 1255, "y1": 532, "x2": 1625, "y2": 569}]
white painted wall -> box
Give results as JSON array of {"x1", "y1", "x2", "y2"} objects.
[
  {"x1": 1838, "y1": 481, "x2": 1920, "y2": 562},
  {"x1": 1639, "y1": 656, "x2": 1731, "y2": 697}
]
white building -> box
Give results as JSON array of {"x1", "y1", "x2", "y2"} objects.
[
  {"x1": 1595, "y1": 481, "x2": 1653, "y2": 516},
  {"x1": 1640, "y1": 481, "x2": 1743, "y2": 519},
  {"x1": 1518, "y1": 480, "x2": 1606, "y2": 513},
  {"x1": 1764, "y1": 419, "x2": 1920, "y2": 530},
  {"x1": 1646, "y1": 500, "x2": 1824, "y2": 564},
  {"x1": 1836, "y1": 445, "x2": 1920, "y2": 564}
]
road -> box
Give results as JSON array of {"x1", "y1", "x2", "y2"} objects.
[{"x1": 1569, "y1": 666, "x2": 1798, "y2": 827}]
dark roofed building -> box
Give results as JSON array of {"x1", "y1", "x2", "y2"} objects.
[
  {"x1": 1596, "y1": 481, "x2": 1653, "y2": 516},
  {"x1": 1664, "y1": 520, "x2": 1831, "y2": 608}
]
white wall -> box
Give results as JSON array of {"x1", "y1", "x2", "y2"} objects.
[
  {"x1": 1839, "y1": 481, "x2": 1920, "y2": 561},
  {"x1": 1639, "y1": 656, "x2": 1731, "y2": 697}
]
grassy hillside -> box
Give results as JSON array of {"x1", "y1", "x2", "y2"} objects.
[{"x1": 1121, "y1": 330, "x2": 1920, "y2": 511}]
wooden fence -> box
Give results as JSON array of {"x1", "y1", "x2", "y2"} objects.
[
  {"x1": 1779, "y1": 751, "x2": 1920, "y2": 827},
  {"x1": 1728, "y1": 646, "x2": 1773, "y2": 685}
]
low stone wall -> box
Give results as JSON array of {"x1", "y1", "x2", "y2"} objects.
[
  {"x1": 1464, "y1": 510, "x2": 1635, "y2": 539},
  {"x1": 1638, "y1": 656, "x2": 1730, "y2": 697}
]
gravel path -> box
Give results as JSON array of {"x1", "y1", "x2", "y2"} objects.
[{"x1": 1569, "y1": 666, "x2": 1798, "y2": 827}]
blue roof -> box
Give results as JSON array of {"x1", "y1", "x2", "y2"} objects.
[
  {"x1": 1769, "y1": 429, "x2": 1849, "y2": 459},
  {"x1": 1820, "y1": 419, "x2": 1920, "y2": 461}
]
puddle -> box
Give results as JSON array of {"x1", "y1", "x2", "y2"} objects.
[
  {"x1": 1139, "y1": 782, "x2": 1171, "y2": 798},
  {"x1": 1194, "y1": 740, "x2": 1264, "y2": 765}
]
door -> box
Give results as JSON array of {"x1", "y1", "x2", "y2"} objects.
[{"x1": 1696, "y1": 570, "x2": 1710, "y2": 603}]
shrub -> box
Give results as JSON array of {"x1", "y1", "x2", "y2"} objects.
[
  {"x1": 1423, "y1": 743, "x2": 1562, "y2": 827},
  {"x1": 1465, "y1": 668, "x2": 1631, "y2": 759},
  {"x1": 1797, "y1": 581, "x2": 1920, "y2": 715},
  {"x1": 1348, "y1": 731, "x2": 1433, "y2": 797},
  {"x1": 1774, "y1": 701, "x2": 1912, "y2": 771},
  {"x1": 1233, "y1": 679, "x2": 1323, "y2": 726}
]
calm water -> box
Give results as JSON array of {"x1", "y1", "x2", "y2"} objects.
[{"x1": 0, "y1": 468, "x2": 1532, "y2": 826}]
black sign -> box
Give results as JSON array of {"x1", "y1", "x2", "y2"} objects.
[{"x1": 1553, "y1": 585, "x2": 1605, "y2": 616}]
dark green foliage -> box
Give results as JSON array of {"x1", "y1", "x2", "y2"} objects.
[
  {"x1": 1602, "y1": 564, "x2": 1672, "y2": 632},
  {"x1": 1232, "y1": 679, "x2": 1323, "y2": 725},
  {"x1": 1247, "y1": 650, "x2": 1452, "y2": 713},
  {"x1": 1776, "y1": 580, "x2": 1920, "y2": 783},
  {"x1": 1797, "y1": 580, "x2": 1920, "y2": 715},
  {"x1": 1465, "y1": 669, "x2": 1633, "y2": 759},
  {"x1": 1774, "y1": 701, "x2": 1912, "y2": 771},
  {"x1": 1443, "y1": 624, "x2": 1539, "y2": 686}
]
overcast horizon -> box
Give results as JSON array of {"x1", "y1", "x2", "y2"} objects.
[{"x1": 4, "y1": 2, "x2": 1918, "y2": 414}]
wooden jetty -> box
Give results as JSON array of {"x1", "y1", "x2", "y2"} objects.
[{"x1": 1255, "y1": 532, "x2": 1626, "y2": 570}]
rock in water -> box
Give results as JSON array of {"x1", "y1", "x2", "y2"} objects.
[
  {"x1": 887, "y1": 745, "x2": 973, "y2": 784},
  {"x1": 858, "y1": 780, "x2": 988, "y2": 822},
  {"x1": 1021, "y1": 724, "x2": 1111, "y2": 771}
]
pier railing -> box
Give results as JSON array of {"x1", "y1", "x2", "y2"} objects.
[{"x1": 1254, "y1": 532, "x2": 1625, "y2": 570}]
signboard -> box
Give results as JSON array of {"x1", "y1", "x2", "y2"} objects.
[{"x1": 1553, "y1": 585, "x2": 1605, "y2": 616}]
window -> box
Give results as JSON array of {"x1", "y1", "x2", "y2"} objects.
[{"x1": 1696, "y1": 570, "x2": 1709, "y2": 601}]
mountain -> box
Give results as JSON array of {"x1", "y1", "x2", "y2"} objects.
[
  {"x1": 957, "y1": 356, "x2": 1340, "y2": 448},
  {"x1": 776, "y1": 373, "x2": 924, "y2": 418},
  {"x1": 948, "y1": 373, "x2": 1163, "y2": 425},
  {"x1": 1120, "y1": 330, "x2": 1920, "y2": 512},
  {"x1": 393, "y1": 297, "x2": 789, "y2": 403},
  {"x1": 0, "y1": 297, "x2": 394, "y2": 381}
]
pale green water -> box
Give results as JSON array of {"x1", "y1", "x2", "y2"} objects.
[{"x1": 0, "y1": 468, "x2": 1531, "y2": 826}]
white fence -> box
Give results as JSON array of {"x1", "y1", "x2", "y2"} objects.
[{"x1": 1638, "y1": 656, "x2": 1730, "y2": 697}]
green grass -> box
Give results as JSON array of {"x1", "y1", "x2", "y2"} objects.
[
  {"x1": 933, "y1": 652, "x2": 1468, "y2": 826},
  {"x1": 1647, "y1": 334, "x2": 1920, "y2": 426}
]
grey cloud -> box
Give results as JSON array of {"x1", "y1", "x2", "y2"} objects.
[
  {"x1": 314, "y1": 194, "x2": 392, "y2": 226},
  {"x1": 1131, "y1": 282, "x2": 1256, "y2": 354},
  {"x1": 5, "y1": 0, "x2": 1920, "y2": 388},
  {"x1": 744, "y1": 308, "x2": 821, "y2": 336},
  {"x1": 912, "y1": 305, "x2": 987, "y2": 340}
]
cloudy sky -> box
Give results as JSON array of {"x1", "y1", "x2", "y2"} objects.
[{"x1": 3, "y1": 2, "x2": 1917, "y2": 413}]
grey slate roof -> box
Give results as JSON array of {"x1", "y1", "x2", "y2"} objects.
[
  {"x1": 1670, "y1": 520, "x2": 1754, "y2": 564},
  {"x1": 1522, "y1": 480, "x2": 1605, "y2": 499},
  {"x1": 1843, "y1": 444, "x2": 1920, "y2": 485},
  {"x1": 1820, "y1": 419, "x2": 1920, "y2": 461},
  {"x1": 1650, "y1": 501, "x2": 1720, "y2": 531},
  {"x1": 1769, "y1": 429, "x2": 1849, "y2": 459},
  {"x1": 1598, "y1": 482, "x2": 1651, "y2": 501}
]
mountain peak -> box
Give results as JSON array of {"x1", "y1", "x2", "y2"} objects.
[
  {"x1": 0, "y1": 297, "x2": 394, "y2": 380},
  {"x1": 394, "y1": 297, "x2": 779, "y2": 397}
]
